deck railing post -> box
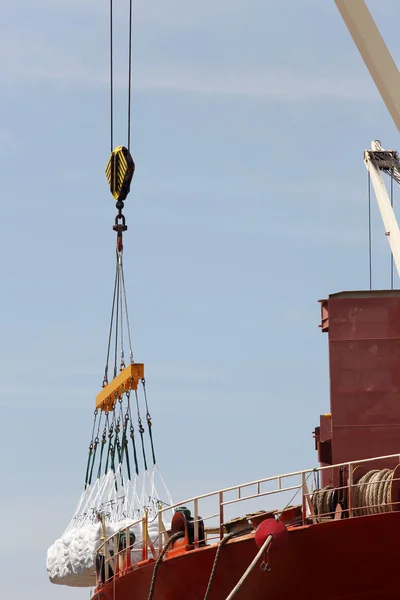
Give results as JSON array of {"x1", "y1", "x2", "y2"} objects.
[
  {"x1": 105, "y1": 542, "x2": 110, "y2": 583},
  {"x1": 348, "y1": 463, "x2": 354, "y2": 518},
  {"x1": 125, "y1": 526, "x2": 131, "y2": 570},
  {"x1": 194, "y1": 499, "x2": 199, "y2": 548},
  {"x1": 142, "y1": 512, "x2": 148, "y2": 561},
  {"x1": 301, "y1": 472, "x2": 307, "y2": 525},
  {"x1": 158, "y1": 505, "x2": 163, "y2": 555},
  {"x1": 113, "y1": 534, "x2": 119, "y2": 576},
  {"x1": 219, "y1": 492, "x2": 224, "y2": 540}
]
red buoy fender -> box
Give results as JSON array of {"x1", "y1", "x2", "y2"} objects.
[{"x1": 255, "y1": 518, "x2": 288, "y2": 551}]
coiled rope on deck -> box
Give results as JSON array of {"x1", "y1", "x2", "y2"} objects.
[
  {"x1": 353, "y1": 468, "x2": 394, "y2": 515},
  {"x1": 312, "y1": 468, "x2": 396, "y2": 519},
  {"x1": 311, "y1": 485, "x2": 336, "y2": 520}
]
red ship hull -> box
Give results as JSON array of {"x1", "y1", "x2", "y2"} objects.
[{"x1": 94, "y1": 511, "x2": 400, "y2": 600}]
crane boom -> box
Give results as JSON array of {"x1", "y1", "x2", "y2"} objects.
[
  {"x1": 365, "y1": 141, "x2": 400, "y2": 277},
  {"x1": 335, "y1": 0, "x2": 400, "y2": 132}
]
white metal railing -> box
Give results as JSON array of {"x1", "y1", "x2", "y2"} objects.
[{"x1": 95, "y1": 453, "x2": 400, "y2": 587}]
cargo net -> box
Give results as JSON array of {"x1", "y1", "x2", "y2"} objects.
[
  {"x1": 46, "y1": 251, "x2": 173, "y2": 587},
  {"x1": 47, "y1": 389, "x2": 172, "y2": 587}
]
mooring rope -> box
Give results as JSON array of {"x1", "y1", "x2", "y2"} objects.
[
  {"x1": 312, "y1": 468, "x2": 395, "y2": 519},
  {"x1": 354, "y1": 468, "x2": 393, "y2": 515}
]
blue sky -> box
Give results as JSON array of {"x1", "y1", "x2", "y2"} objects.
[{"x1": 1, "y1": 0, "x2": 400, "y2": 598}]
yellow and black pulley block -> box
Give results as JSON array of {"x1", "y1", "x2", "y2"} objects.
[{"x1": 105, "y1": 146, "x2": 135, "y2": 201}]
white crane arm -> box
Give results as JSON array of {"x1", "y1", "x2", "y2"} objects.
[
  {"x1": 365, "y1": 141, "x2": 400, "y2": 277},
  {"x1": 335, "y1": 0, "x2": 400, "y2": 132}
]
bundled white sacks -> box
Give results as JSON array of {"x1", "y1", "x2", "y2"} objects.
[{"x1": 47, "y1": 466, "x2": 172, "y2": 587}]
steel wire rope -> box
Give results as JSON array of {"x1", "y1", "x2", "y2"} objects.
[
  {"x1": 109, "y1": 406, "x2": 121, "y2": 491},
  {"x1": 275, "y1": 470, "x2": 314, "y2": 522},
  {"x1": 391, "y1": 169, "x2": 394, "y2": 289},
  {"x1": 142, "y1": 379, "x2": 156, "y2": 465},
  {"x1": 114, "y1": 401, "x2": 123, "y2": 467},
  {"x1": 127, "y1": 391, "x2": 140, "y2": 475},
  {"x1": 103, "y1": 0, "x2": 148, "y2": 490},
  {"x1": 105, "y1": 410, "x2": 116, "y2": 474},
  {"x1": 120, "y1": 256, "x2": 134, "y2": 362},
  {"x1": 104, "y1": 265, "x2": 118, "y2": 386},
  {"x1": 88, "y1": 411, "x2": 104, "y2": 486},
  {"x1": 110, "y1": 0, "x2": 133, "y2": 152},
  {"x1": 97, "y1": 414, "x2": 109, "y2": 479},
  {"x1": 127, "y1": 0, "x2": 133, "y2": 151},
  {"x1": 104, "y1": 0, "x2": 135, "y2": 380},
  {"x1": 104, "y1": 0, "x2": 136, "y2": 392},
  {"x1": 85, "y1": 410, "x2": 99, "y2": 488},
  {"x1": 118, "y1": 395, "x2": 125, "y2": 445},
  {"x1": 110, "y1": 0, "x2": 114, "y2": 152},
  {"x1": 111, "y1": 407, "x2": 120, "y2": 475},
  {"x1": 135, "y1": 389, "x2": 148, "y2": 471},
  {"x1": 119, "y1": 254, "x2": 125, "y2": 369},
  {"x1": 120, "y1": 401, "x2": 131, "y2": 479},
  {"x1": 114, "y1": 259, "x2": 121, "y2": 379},
  {"x1": 114, "y1": 432, "x2": 123, "y2": 490},
  {"x1": 368, "y1": 171, "x2": 372, "y2": 290}
]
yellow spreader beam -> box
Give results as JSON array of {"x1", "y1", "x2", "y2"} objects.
[{"x1": 96, "y1": 363, "x2": 144, "y2": 411}]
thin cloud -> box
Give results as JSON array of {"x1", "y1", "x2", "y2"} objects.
[
  {"x1": 135, "y1": 67, "x2": 374, "y2": 101},
  {"x1": 0, "y1": 36, "x2": 375, "y2": 102}
]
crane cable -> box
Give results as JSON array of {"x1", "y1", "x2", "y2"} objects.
[
  {"x1": 110, "y1": 0, "x2": 133, "y2": 153},
  {"x1": 104, "y1": 0, "x2": 135, "y2": 386},
  {"x1": 100, "y1": 0, "x2": 157, "y2": 478},
  {"x1": 110, "y1": 0, "x2": 113, "y2": 152},
  {"x1": 103, "y1": 251, "x2": 135, "y2": 385},
  {"x1": 127, "y1": 0, "x2": 133, "y2": 151}
]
